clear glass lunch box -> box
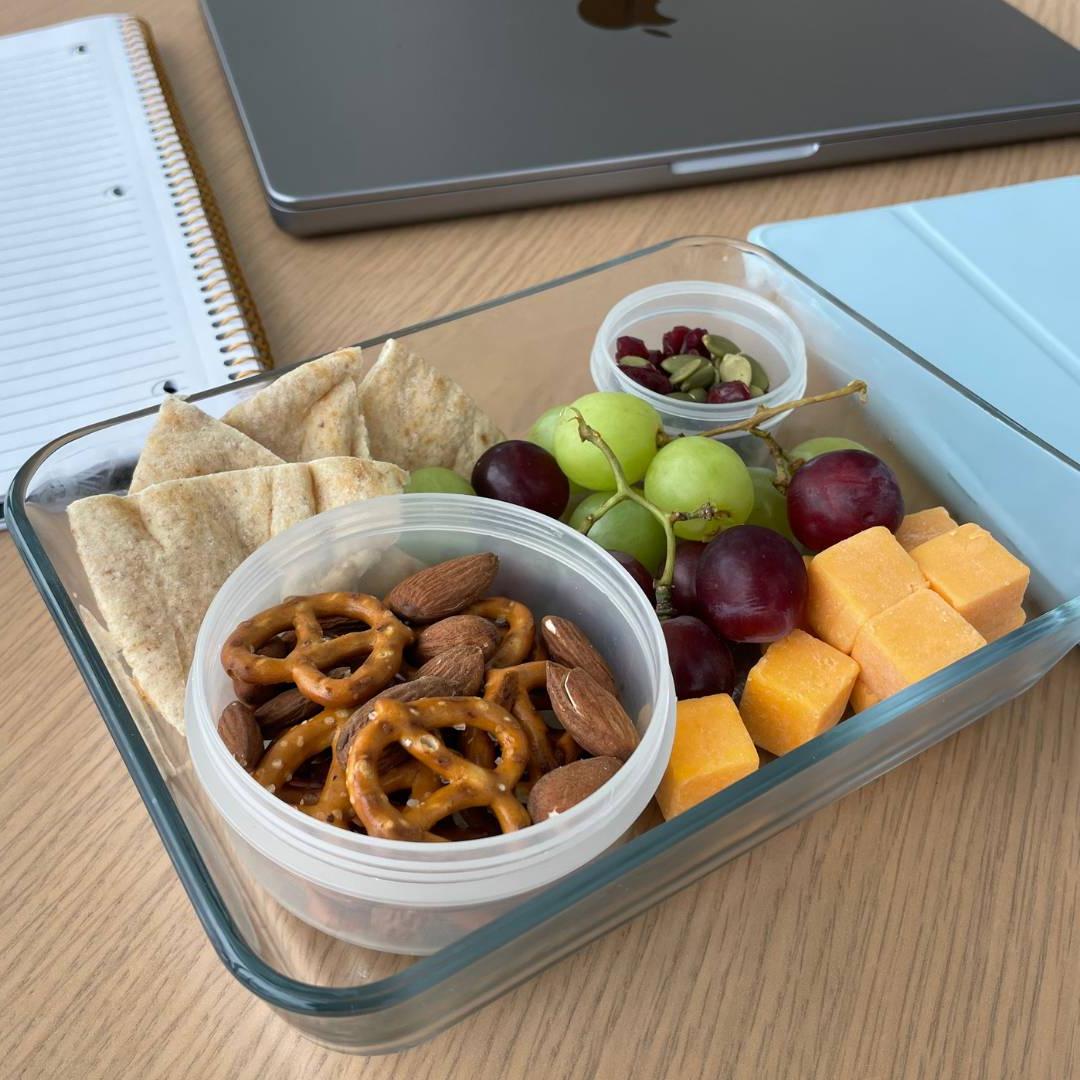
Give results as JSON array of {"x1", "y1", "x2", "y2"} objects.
[{"x1": 9, "y1": 237, "x2": 1080, "y2": 1054}]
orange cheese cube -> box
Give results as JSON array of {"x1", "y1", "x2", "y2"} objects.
[
  {"x1": 851, "y1": 589, "x2": 986, "y2": 698},
  {"x1": 738, "y1": 629, "x2": 859, "y2": 755},
  {"x1": 895, "y1": 506, "x2": 958, "y2": 551},
  {"x1": 849, "y1": 678, "x2": 882, "y2": 713},
  {"x1": 807, "y1": 526, "x2": 927, "y2": 653},
  {"x1": 656, "y1": 694, "x2": 759, "y2": 819},
  {"x1": 910, "y1": 523, "x2": 1030, "y2": 642},
  {"x1": 980, "y1": 605, "x2": 1027, "y2": 644}
]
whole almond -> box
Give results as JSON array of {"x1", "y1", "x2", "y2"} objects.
[
  {"x1": 546, "y1": 664, "x2": 639, "y2": 762},
  {"x1": 540, "y1": 615, "x2": 617, "y2": 695},
  {"x1": 414, "y1": 614, "x2": 500, "y2": 664},
  {"x1": 334, "y1": 675, "x2": 458, "y2": 770},
  {"x1": 386, "y1": 553, "x2": 499, "y2": 622},
  {"x1": 218, "y1": 701, "x2": 264, "y2": 770},
  {"x1": 527, "y1": 756, "x2": 621, "y2": 822},
  {"x1": 415, "y1": 645, "x2": 486, "y2": 696},
  {"x1": 253, "y1": 665, "x2": 351, "y2": 733}
]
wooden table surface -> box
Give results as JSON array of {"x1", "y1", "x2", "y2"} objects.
[{"x1": 2, "y1": 2, "x2": 1079, "y2": 1077}]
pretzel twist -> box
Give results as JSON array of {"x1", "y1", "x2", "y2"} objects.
[
  {"x1": 253, "y1": 708, "x2": 349, "y2": 792},
  {"x1": 221, "y1": 593, "x2": 412, "y2": 708},
  {"x1": 346, "y1": 697, "x2": 531, "y2": 842},
  {"x1": 483, "y1": 661, "x2": 560, "y2": 785},
  {"x1": 467, "y1": 597, "x2": 535, "y2": 668},
  {"x1": 303, "y1": 757, "x2": 440, "y2": 828}
]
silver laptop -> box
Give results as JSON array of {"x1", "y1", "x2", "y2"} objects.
[{"x1": 201, "y1": 0, "x2": 1080, "y2": 235}]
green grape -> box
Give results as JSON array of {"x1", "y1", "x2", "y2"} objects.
[
  {"x1": 569, "y1": 492, "x2": 666, "y2": 574},
  {"x1": 527, "y1": 405, "x2": 566, "y2": 454},
  {"x1": 553, "y1": 392, "x2": 661, "y2": 489},
  {"x1": 746, "y1": 467, "x2": 795, "y2": 541},
  {"x1": 643, "y1": 437, "x2": 753, "y2": 540},
  {"x1": 789, "y1": 435, "x2": 868, "y2": 462},
  {"x1": 404, "y1": 467, "x2": 475, "y2": 496}
]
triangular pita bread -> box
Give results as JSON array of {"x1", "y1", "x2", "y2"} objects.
[
  {"x1": 129, "y1": 396, "x2": 283, "y2": 493},
  {"x1": 358, "y1": 339, "x2": 503, "y2": 476},
  {"x1": 223, "y1": 347, "x2": 370, "y2": 461}
]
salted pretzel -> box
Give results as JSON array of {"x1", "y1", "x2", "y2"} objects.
[
  {"x1": 483, "y1": 661, "x2": 560, "y2": 784},
  {"x1": 345, "y1": 697, "x2": 531, "y2": 842},
  {"x1": 252, "y1": 707, "x2": 350, "y2": 793},
  {"x1": 221, "y1": 593, "x2": 412, "y2": 708},
  {"x1": 466, "y1": 597, "x2": 535, "y2": 668},
  {"x1": 303, "y1": 757, "x2": 440, "y2": 828}
]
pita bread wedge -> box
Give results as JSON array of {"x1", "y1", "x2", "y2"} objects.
[
  {"x1": 129, "y1": 396, "x2": 283, "y2": 493},
  {"x1": 69, "y1": 456, "x2": 406, "y2": 731},
  {"x1": 358, "y1": 339, "x2": 504, "y2": 476},
  {"x1": 223, "y1": 347, "x2": 370, "y2": 461}
]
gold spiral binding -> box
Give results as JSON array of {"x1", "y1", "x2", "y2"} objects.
[{"x1": 119, "y1": 17, "x2": 272, "y2": 380}]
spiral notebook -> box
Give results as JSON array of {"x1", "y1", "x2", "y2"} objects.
[{"x1": 0, "y1": 14, "x2": 272, "y2": 517}]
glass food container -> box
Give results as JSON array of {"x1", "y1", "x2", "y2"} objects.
[{"x1": 9, "y1": 237, "x2": 1079, "y2": 1054}]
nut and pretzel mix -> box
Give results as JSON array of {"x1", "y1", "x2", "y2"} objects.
[{"x1": 216, "y1": 553, "x2": 639, "y2": 841}]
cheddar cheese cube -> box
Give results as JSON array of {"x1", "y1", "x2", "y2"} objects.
[
  {"x1": 656, "y1": 694, "x2": 759, "y2": 819},
  {"x1": 895, "y1": 507, "x2": 958, "y2": 552},
  {"x1": 807, "y1": 526, "x2": 927, "y2": 653},
  {"x1": 980, "y1": 605, "x2": 1027, "y2": 644},
  {"x1": 849, "y1": 678, "x2": 881, "y2": 714},
  {"x1": 738, "y1": 629, "x2": 859, "y2": 755},
  {"x1": 851, "y1": 589, "x2": 986, "y2": 698},
  {"x1": 910, "y1": 523, "x2": 1030, "y2": 642}
]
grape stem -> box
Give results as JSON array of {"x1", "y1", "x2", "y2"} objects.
[
  {"x1": 656, "y1": 379, "x2": 868, "y2": 445},
  {"x1": 568, "y1": 409, "x2": 724, "y2": 619}
]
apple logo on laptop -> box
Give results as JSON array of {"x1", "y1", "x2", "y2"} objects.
[{"x1": 578, "y1": 0, "x2": 675, "y2": 36}]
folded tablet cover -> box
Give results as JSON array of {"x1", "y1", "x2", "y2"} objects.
[{"x1": 751, "y1": 177, "x2": 1080, "y2": 460}]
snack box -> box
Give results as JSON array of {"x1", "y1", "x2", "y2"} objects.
[{"x1": 9, "y1": 237, "x2": 1080, "y2": 1054}]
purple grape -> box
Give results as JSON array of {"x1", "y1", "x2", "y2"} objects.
[
  {"x1": 662, "y1": 615, "x2": 735, "y2": 699},
  {"x1": 671, "y1": 540, "x2": 706, "y2": 615},
  {"x1": 787, "y1": 450, "x2": 904, "y2": 552},
  {"x1": 615, "y1": 335, "x2": 649, "y2": 361},
  {"x1": 662, "y1": 325, "x2": 690, "y2": 358},
  {"x1": 707, "y1": 381, "x2": 752, "y2": 404},
  {"x1": 617, "y1": 363, "x2": 672, "y2": 395},
  {"x1": 471, "y1": 440, "x2": 569, "y2": 519},
  {"x1": 609, "y1": 549, "x2": 655, "y2": 605},
  {"x1": 696, "y1": 525, "x2": 807, "y2": 642}
]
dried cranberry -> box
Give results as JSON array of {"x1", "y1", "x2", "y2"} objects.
[
  {"x1": 647, "y1": 348, "x2": 664, "y2": 367},
  {"x1": 615, "y1": 335, "x2": 649, "y2": 361},
  {"x1": 618, "y1": 363, "x2": 673, "y2": 395},
  {"x1": 682, "y1": 328, "x2": 711, "y2": 358},
  {"x1": 707, "y1": 380, "x2": 752, "y2": 403},
  {"x1": 662, "y1": 325, "x2": 690, "y2": 357}
]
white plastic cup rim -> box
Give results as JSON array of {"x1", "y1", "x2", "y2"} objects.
[
  {"x1": 185, "y1": 495, "x2": 676, "y2": 908},
  {"x1": 590, "y1": 279, "x2": 808, "y2": 436}
]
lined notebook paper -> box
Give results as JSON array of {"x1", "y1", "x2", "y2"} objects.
[{"x1": 0, "y1": 15, "x2": 271, "y2": 511}]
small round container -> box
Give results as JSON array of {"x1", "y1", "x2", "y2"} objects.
[
  {"x1": 186, "y1": 495, "x2": 675, "y2": 955},
  {"x1": 590, "y1": 280, "x2": 808, "y2": 437}
]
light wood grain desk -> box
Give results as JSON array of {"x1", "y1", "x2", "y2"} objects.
[{"x1": 2, "y1": 2, "x2": 1078, "y2": 1077}]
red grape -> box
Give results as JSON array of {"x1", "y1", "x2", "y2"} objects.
[
  {"x1": 671, "y1": 540, "x2": 706, "y2": 615},
  {"x1": 662, "y1": 615, "x2": 735, "y2": 699},
  {"x1": 471, "y1": 440, "x2": 569, "y2": 518},
  {"x1": 615, "y1": 335, "x2": 649, "y2": 361},
  {"x1": 618, "y1": 363, "x2": 672, "y2": 395},
  {"x1": 696, "y1": 524, "x2": 807, "y2": 642},
  {"x1": 707, "y1": 381, "x2": 751, "y2": 404},
  {"x1": 787, "y1": 449, "x2": 904, "y2": 551},
  {"x1": 609, "y1": 549, "x2": 655, "y2": 605}
]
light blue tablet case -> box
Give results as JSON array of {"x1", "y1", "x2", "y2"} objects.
[{"x1": 750, "y1": 177, "x2": 1080, "y2": 460}]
